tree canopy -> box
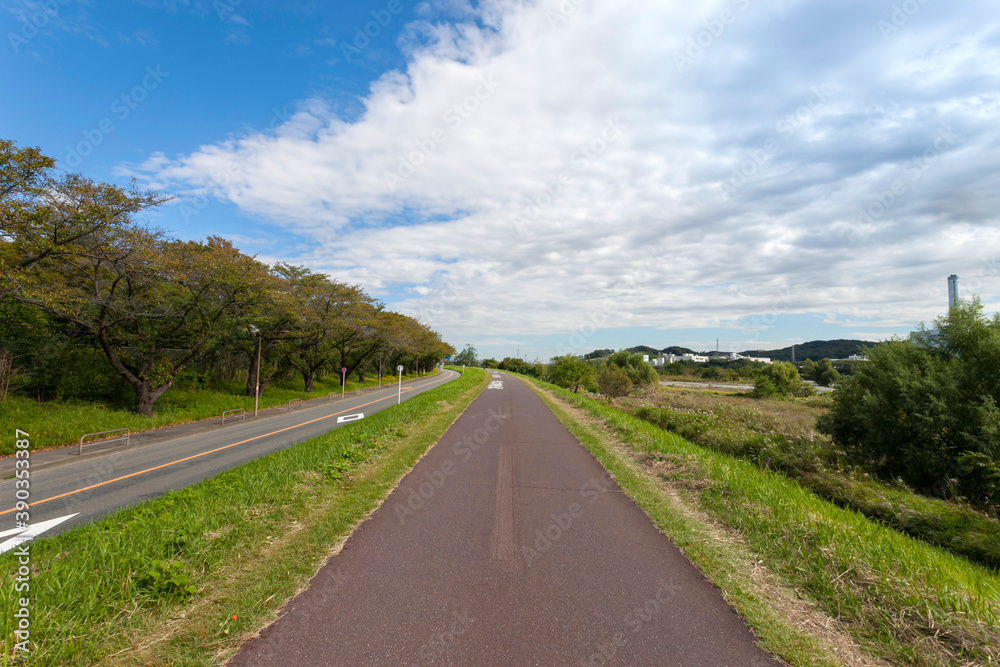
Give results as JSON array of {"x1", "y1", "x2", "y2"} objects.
[
  {"x1": 820, "y1": 300, "x2": 1000, "y2": 508},
  {"x1": 0, "y1": 139, "x2": 454, "y2": 415}
]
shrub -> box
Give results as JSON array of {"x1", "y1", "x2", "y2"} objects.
[
  {"x1": 596, "y1": 363, "x2": 632, "y2": 398},
  {"x1": 819, "y1": 300, "x2": 1000, "y2": 510},
  {"x1": 607, "y1": 350, "x2": 658, "y2": 386},
  {"x1": 752, "y1": 361, "x2": 805, "y2": 398}
]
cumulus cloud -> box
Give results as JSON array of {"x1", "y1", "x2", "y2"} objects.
[{"x1": 122, "y1": 0, "x2": 1000, "y2": 349}]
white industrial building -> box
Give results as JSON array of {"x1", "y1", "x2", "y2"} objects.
[{"x1": 651, "y1": 352, "x2": 771, "y2": 366}]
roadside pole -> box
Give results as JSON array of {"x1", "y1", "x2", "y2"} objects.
[
  {"x1": 341, "y1": 367, "x2": 347, "y2": 400},
  {"x1": 253, "y1": 331, "x2": 262, "y2": 417},
  {"x1": 397, "y1": 365, "x2": 403, "y2": 405}
]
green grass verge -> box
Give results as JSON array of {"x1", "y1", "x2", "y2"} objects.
[
  {"x1": 0, "y1": 367, "x2": 485, "y2": 666},
  {"x1": 525, "y1": 378, "x2": 1000, "y2": 667},
  {"x1": 632, "y1": 401, "x2": 1000, "y2": 571},
  {"x1": 0, "y1": 370, "x2": 435, "y2": 454}
]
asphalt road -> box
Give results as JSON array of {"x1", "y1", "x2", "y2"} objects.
[
  {"x1": 0, "y1": 370, "x2": 459, "y2": 548},
  {"x1": 231, "y1": 372, "x2": 781, "y2": 666}
]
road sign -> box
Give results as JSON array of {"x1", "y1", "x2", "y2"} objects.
[
  {"x1": 397, "y1": 365, "x2": 404, "y2": 372},
  {"x1": 341, "y1": 367, "x2": 347, "y2": 373}
]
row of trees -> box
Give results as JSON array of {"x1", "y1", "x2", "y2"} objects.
[{"x1": 0, "y1": 139, "x2": 453, "y2": 415}]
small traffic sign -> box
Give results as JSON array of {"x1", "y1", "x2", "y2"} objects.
[{"x1": 397, "y1": 365, "x2": 404, "y2": 372}]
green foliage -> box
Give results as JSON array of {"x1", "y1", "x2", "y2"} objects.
[
  {"x1": 753, "y1": 361, "x2": 807, "y2": 398},
  {"x1": 137, "y1": 560, "x2": 198, "y2": 601},
  {"x1": 0, "y1": 140, "x2": 454, "y2": 415},
  {"x1": 814, "y1": 359, "x2": 839, "y2": 386},
  {"x1": 607, "y1": 350, "x2": 658, "y2": 386},
  {"x1": 498, "y1": 356, "x2": 543, "y2": 378},
  {"x1": 820, "y1": 300, "x2": 1000, "y2": 509},
  {"x1": 632, "y1": 400, "x2": 1000, "y2": 569},
  {"x1": 454, "y1": 344, "x2": 478, "y2": 366},
  {"x1": 545, "y1": 355, "x2": 596, "y2": 393},
  {"x1": 801, "y1": 358, "x2": 839, "y2": 386},
  {"x1": 596, "y1": 363, "x2": 632, "y2": 398}
]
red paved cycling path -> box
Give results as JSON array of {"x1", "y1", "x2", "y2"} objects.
[{"x1": 230, "y1": 372, "x2": 781, "y2": 666}]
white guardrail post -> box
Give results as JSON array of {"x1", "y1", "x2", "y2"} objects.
[
  {"x1": 78, "y1": 428, "x2": 130, "y2": 456},
  {"x1": 222, "y1": 408, "x2": 246, "y2": 425}
]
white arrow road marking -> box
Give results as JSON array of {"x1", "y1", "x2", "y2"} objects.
[
  {"x1": 0, "y1": 526, "x2": 25, "y2": 540},
  {"x1": 337, "y1": 413, "x2": 365, "y2": 424},
  {"x1": 0, "y1": 513, "x2": 79, "y2": 555}
]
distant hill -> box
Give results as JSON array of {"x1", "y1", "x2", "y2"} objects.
[
  {"x1": 627, "y1": 345, "x2": 661, "y2": 355},
  {"x1": 739, "y1": 339, "x2": 873, "y2": 362}
]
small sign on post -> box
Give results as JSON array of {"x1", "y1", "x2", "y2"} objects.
[
  {"x1": 341, "y1": 367, "x2": 347, "y2": 399},
  {"x1": 397, "y1": 364, "x2": 404, "y2": 405}
]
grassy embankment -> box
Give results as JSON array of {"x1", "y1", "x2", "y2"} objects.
[
  {"x1": 624, "y1": 387, "x2": 1000, "y2": 570},
  {"x1": 0, "y1": 370, "x2": 434, "y2": 454},
  {"x1": 526, "y1": 378, "x2": 1000, "y2": 667},
  {"x1": 0, "y1": 367, "x2": 485, "y2": 666}
]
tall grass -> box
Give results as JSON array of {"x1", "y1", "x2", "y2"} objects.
[
  {"x1": 535, "y1": 380, "x2": 1000, "y2": 666},
  {"x1": 628, "y1": 395, "x2": 1000, "y2": 571},
  {"x1": 0, "y1": 369, "x2": 484, "y2": 665}
]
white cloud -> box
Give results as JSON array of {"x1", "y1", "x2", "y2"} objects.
[{"x1": 124, "y1": 0, "x2": 1000, "y2": 351}]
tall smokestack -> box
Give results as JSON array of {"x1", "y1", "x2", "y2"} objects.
[{"x1": 948, "y1": 274, "x2": 959, "y2": 310}]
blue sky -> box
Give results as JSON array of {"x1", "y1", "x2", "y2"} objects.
[{"x1": 4, "y1": 0, "x2": 1000, "y2": 362}]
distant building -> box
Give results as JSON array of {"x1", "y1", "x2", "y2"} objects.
[{"x1": 728, "y1": 352, "x2": 771, "y2": 364}]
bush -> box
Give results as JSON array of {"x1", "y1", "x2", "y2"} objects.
[
  {"x1": 819, "y1": 300, "x2": 1000, "y2": 509},
  {"x1": 596, "y1": 363, "x2": 632, "y2": 398},
  {"x1": 752, "y1": 361, "x2": 806, "y2": 398},
  {"x1": 801, "y1": 358, "x2": 840, "y2": 386},
  {"x1": 607, "y1": 350, "x2": 658, "y2": 386}
]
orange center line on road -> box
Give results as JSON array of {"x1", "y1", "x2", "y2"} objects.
[{"x1": 0, "y1": 374, "x2": 451, "y2": 516}]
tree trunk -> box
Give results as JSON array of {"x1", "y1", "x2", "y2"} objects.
[
  {"x1": 134, "y1": 380, "x2": 172, "y2": 417},
  {"x1": 303, "y1": 370, "x2": 315, "y2": 393}
]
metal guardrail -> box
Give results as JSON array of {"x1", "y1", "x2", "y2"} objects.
[
  {"x1": 79, "y1": 428, "x2": 129, "y2": 455},
  {"x1": 287, "y1": 398, "x2": 303, "y2": 412},
  {"x1": 222, "y1": 408, "x2": 246, "y2": 425}
]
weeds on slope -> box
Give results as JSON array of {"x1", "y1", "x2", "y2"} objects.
[{"x1": 625, "y1": 389, "x2": 1000, "y2": 571}]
